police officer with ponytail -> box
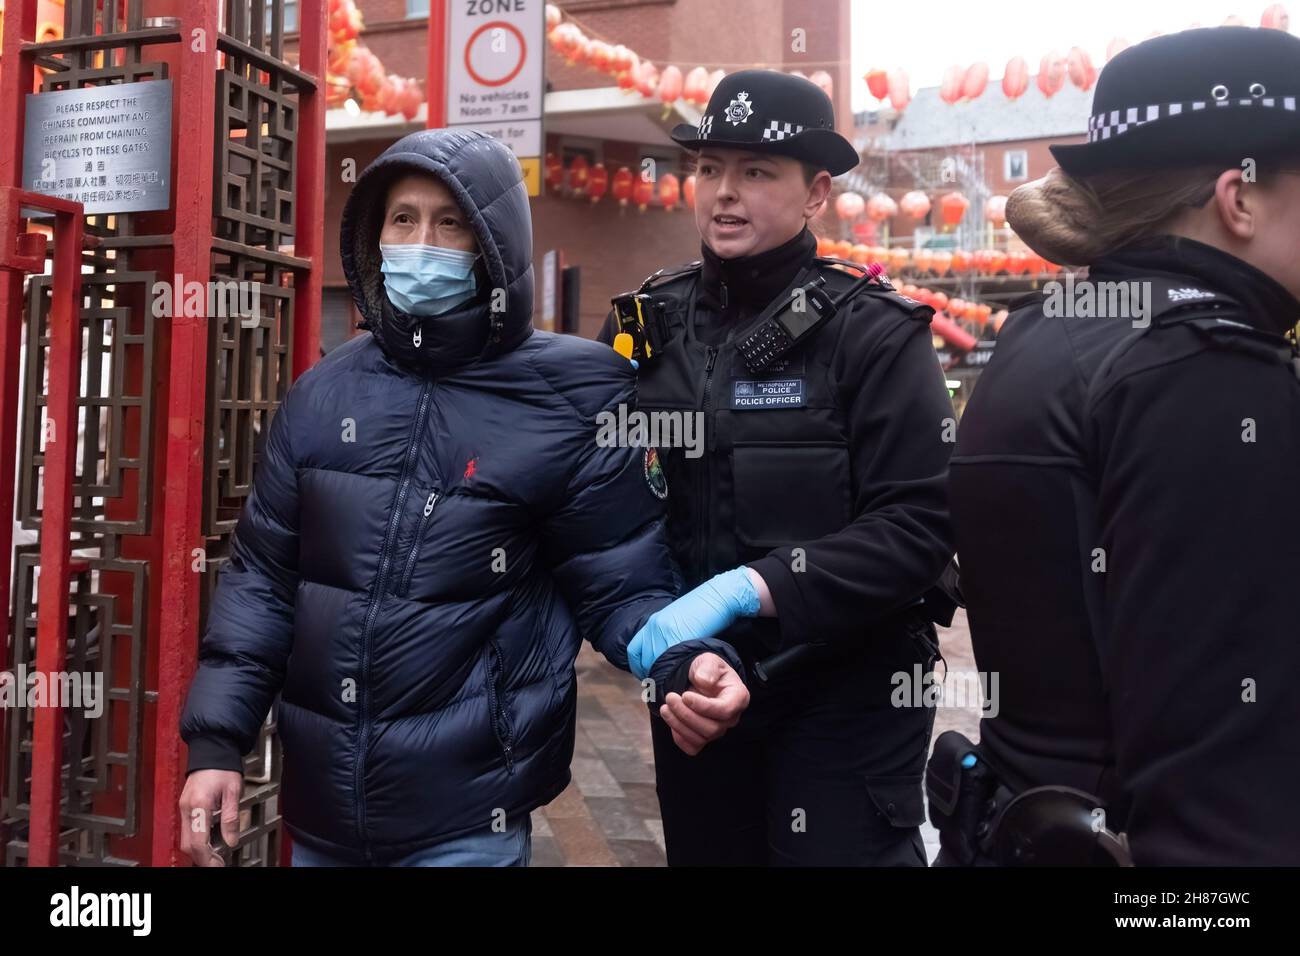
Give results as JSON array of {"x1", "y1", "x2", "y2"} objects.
[{"x1": 601, "y1": 70, "x2": 957, "y2": 866}]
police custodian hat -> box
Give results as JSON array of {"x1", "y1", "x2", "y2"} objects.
[
  {"x1": 670, "y1": 69, "x2": 861, "y2": 176},
  {"x1": 1051, "y1": 26, "x2": 1300, "y2": 177}
]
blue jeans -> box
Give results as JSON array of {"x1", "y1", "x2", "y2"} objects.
[{"x1": 291, "y1": 816, "x2": 532, "y2": 867}]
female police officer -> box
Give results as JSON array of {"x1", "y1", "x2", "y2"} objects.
[
  {"x1": 601, "y1": 70, "x2": 956, "y2": 866},
  {"x1": 941, "y1": 27, "x2": 1300, "y2": 866}
]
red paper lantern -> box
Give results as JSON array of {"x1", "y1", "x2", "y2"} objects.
[
  {"x1": 586, "y1": 163, "x2": 609, "y2": 203},
  {"x1": 588, "y1": 40, "x2": 615, "y2": 74},
  {"x1": 888, "y1": 247, "x2": 909, "y2": 273},
  {"x1": 659, "y1": 65, "x2": 683, "y2": 106},
  {"x1": 684, "y1": 67, "x2": 709, "y2": 107},
  {"x1": 939, "y1": 191, "x2": 969, "y2": 227},
  {"x1": 931, "y1": 291, "x2": 949, "y2": 312},
  {"x1": 545, "y1": 3, "x2": 562, "y2": 33},
  {"x1": 940, "y1": 64, "x2": 964, "y2": 105},
  {"x1": 617, "y1": 53, "x2": 639, "y2": 91},
  {"x1": 635, "y1": 60, "x2": 660, "y2": 98},
  {"x1": 961, "y1": 62, "x2": 990, "y2": 101},
  {"x1": 932, "y1": 251, "x2": 953, "y2": 276},
  {"x1": 887, "y1": 68, "x2": 911, "y2": 111},
  {"x1": 866, "y1": 193, "x2": 898, "y2": 222},
  {"x1": 549, "y1": 23, "x2": 581, "y2": 60},
  {"x1": 1262, "y1": 4, "x2": 1290, "y2": 30},
  {"x1": 1038, "y1": 52, "x2": 1066, "y2": 98},
  {"x1": 864, "y1": 69, "x2": 889, "y2": 101},
  {"x1": 913, "y1": 249, "x2": 934, "y2": 274},
  {"x1": 951, "y1": 249, "x2": 972, "y2": 274},
  {"x1": 683, "y1": 174, "x2": 696, "y2": 210},
  {"x1": 984, "y1": 195, "x2": 1008, "y2": 227},
  {"x1": 899, "y1": 190, "x2": 931, "y2": 219},
  {"x1": 380, "y1": 76, "x2": 401, "y2": 115},
  {"x1": 611, "y1": 166, "x2": 634, "y2": 206},
  {"x1": 570, "y1": 34, "x2": 592, "y2": 67},
  {"x1": 1067, "y1": 47, "x2": 1096, "y2": 91},
  {"x1": 1106, "y1": 37, "x2": 1130, "y2": 61},
  {"x1": 567, "y1": 155, "x2": 590, "y2": 193},
  {"x1": 835, "y1": 191, "x2": 865, "y2": 220},
  {"x1": 987, "y1": 250, "x2": 1008, "y2": 273},
  {"x1": 544, "y1": 153, "x2": 564, "y2": 191},
  {"x1": 633, "y1": 176, "x2": 654, "y2": 212},
  {"x1": 1002, "y1": 56, "x2": 1029, "y2": 99},
  {"x1": 658, "y1": 173, "x2": 681, "y2": 210}
]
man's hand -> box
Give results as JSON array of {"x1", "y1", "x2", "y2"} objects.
[
  {"x1": 178, "y1": 769, "x2": 243, "y2": 867},
  {"x1": 659, "y1": 652, "x2": 750, "y2": 756}
]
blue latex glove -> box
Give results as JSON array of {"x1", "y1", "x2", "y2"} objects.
[{"x1": 627, "y1": 567, "x2": 760, "y2": 680}]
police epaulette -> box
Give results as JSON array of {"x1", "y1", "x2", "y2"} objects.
[
  {"x1": 637, "y1": 260, "x2": 702, "y2": 293},
  {"x1": 813, "y1": 258, "x2": 933, "y2": 321}
]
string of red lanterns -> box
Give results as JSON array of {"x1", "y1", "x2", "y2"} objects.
[
  {"x1": 544, "y1": 151, "x2": 698, "y2": 211},
  {"x1": 545, "y1": 3, "x2": 833, "y2": 111},
  {"x1": 862, "y1": 4, "x2": 1290, "y2": 109},
  {"x1": 327, "y1": 0, "x2": 423, "y2": 118}
]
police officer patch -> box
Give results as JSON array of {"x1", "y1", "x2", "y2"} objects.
[
  {"x1": 732, "y1": 378, "x2": 805, "y2": 409},
  {"x1": 644, "y1": 447, "x2": 668, "y2": 499}
]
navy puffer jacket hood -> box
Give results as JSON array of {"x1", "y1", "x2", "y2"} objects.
[
  {"x1": 340, "y1": 128, "x2": 534, "y2": 373},
  {"x1": 179, "y1": 129, "x2": 729, "y2": 864}
]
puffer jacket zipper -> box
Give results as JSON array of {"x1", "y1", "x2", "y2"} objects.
[
  {"x1": 354, "y1": 378, "x2": 435, "y2": 859},
  {"x1": 485, "y1": 639, "x2": 516, "y2": 773},
  {"x1": 397, "y1": 489, "x2": 440, "y2": 597}
]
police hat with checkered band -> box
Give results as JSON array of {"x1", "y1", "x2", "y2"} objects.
[
  {"x1": 1051, "y1": 26, "x2": 1300, "y2": 177},
  {"x1": 670, "y1": 69, "x2": 860, "y2": 176}
]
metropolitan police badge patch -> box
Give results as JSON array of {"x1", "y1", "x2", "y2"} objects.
[{"x1": 644, "y1": 447, "x2": 668, "y2": 500}]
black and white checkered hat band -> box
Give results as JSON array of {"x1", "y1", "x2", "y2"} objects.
[
  {"x1": 1087, "y1": 95, "x2": 1298, "y2": 142},
  {"x1": 695, "y1": 115, "x2": 808, "y2": 141},
  {"x1": 761, "y1": 120, "x2": 805, "y2": 141}
]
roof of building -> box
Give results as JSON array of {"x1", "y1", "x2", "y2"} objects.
[{"x1": 858, "y1": 80, "x2": 1093, "y2": 150}]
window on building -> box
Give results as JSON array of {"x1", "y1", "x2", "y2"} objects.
[
  {"x1": 1003, "y1": 149, "x2": 1028, "y2": 182},
  {"x1": 264, "y1": 0, "x2": 299, "y2": 34},
  {"x1": 407, "y1": 0, "x2": 431, "y2": 17}
]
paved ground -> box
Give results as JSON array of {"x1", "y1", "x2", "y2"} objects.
[{"x1": 529, "y1": 609, "x2": 982, "y2": 866}]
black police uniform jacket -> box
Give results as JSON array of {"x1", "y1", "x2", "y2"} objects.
[
  {"x1": 178, "y1": 129, "x2": 731, "y2": 864},
  {"x1": 949, "y1": 235, "x2": 1300, "y2": 865},
  {"x1": 604, "y1": 226, "x2": 955, "y2": 681}
]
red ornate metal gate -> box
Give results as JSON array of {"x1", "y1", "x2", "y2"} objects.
[{"x1": 0, "y1": 0, "x2": 325, "y2": 866}]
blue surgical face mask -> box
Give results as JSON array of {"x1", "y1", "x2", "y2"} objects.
[{"x1": 380, "y1": 242, "x2": 480, "y2": 316}]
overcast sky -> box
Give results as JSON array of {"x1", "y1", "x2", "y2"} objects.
[{"x1": 849, "y1": 0, "x2": 1294, "y2": 111}]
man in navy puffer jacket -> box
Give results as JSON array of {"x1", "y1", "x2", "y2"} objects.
[{"x1": 177, "y1": 129, "x2": 748, "y2": 866}]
